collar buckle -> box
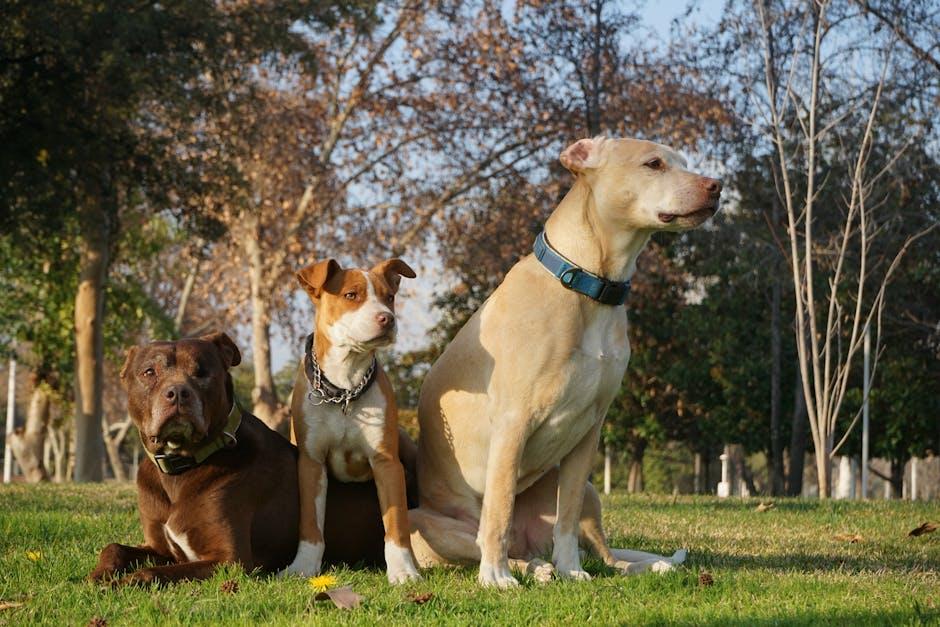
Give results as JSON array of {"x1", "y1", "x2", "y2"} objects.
[{"x1": 153, "y1": 453, "x2": 197, "y2": 475}]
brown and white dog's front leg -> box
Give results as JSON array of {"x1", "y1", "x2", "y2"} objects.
[
  {"x1": 552, "y1": 418, "x2": 603, "y2": 580},
  {"x1": 371, "y1": 451, "x2": 421, "y2": 584},
  {"x1": 477, "y1": 424, "x2": 526, "y2": 588},
  {"x1": 282, "y1": 451, "x2": 327, "y2": 577}
]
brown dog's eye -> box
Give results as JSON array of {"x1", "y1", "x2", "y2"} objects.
[
  {"x1": 644, "y1": 158, "x2": 664, "y2": 170},
  {"x1": 142, "y1": 367, "x2": 156, "y2": 378},
  {"x1": 344, "y1": 291, "x2": 357, "y2": 300},
  {"x1": 386, "y1": 294, "x2": 394, "y2": 305}
]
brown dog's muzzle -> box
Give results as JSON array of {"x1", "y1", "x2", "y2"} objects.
[{"x1": 147, "y1": 381, "x2": 208, "y2": 447}]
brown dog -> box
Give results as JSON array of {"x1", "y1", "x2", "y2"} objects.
[{"x1": 89, "y1": 333, "x2": 416, "y2": 585}]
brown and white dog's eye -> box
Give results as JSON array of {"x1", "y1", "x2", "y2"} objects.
[
  {"x1": 644, "y1": 157, "x2": 665, "y2": 171},
  {"x1": 386, "y1": 294, "x2": 394, "y2": 305},
  {"x1": 142, "y1": 367, "x2": 156, "y2": 378},
  {"x1": 344, "y1": 291, "x2": 357, "y2": 301}
]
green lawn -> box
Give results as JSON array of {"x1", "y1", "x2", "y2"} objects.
[{"x1": 0, "y1": 484, "x2": 937, "y2": 625}]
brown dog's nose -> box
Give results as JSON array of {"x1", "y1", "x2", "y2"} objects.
[
  {"x1": 376, "y1": 312, "x2": 394, "y2": 328},
  {"x1": 704, "y1": 178, "x2": 722, "y2": 196},
  {"x1": 163, "y1": 384, "x2": 192, "y2": 403}
]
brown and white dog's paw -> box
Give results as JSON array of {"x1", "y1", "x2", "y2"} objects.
[
  {"x1": 528, "y1": 559, "x2": 555, "y2": 584},
  {"x1": 385, "y1": 542, "x2": 422, "y2": 585},
  {"x1": 279, "y1": 541, "x2": 324, "y2": 578}
]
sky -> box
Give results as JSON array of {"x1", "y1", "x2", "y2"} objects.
[{"x1": 267, "y1": 0, "x2": 727, "y2": 374}]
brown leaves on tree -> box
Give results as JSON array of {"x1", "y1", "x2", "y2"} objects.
[{"x1": 908, "y1": 522, "x2": 937, "y2": 537}]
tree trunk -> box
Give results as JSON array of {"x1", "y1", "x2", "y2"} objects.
[
  {"x1": 102, "y1": 417, "x2": 131, "y2": 481},
  {"x1": 693, "y1": 451, "x2": 703, "y2": 494},
  {"x1": 244, "y1": 216, "x2": 285, "y2": 435},
  {"x1": 48, "y1": 422, "x2": 69, "y2": 482},
  {"x1": 888, "y1": 458, "x2": 904, "y2": 498},
  {"x1": 816, "y1": 441, "x2": 832, "y2": 499},
  {"x1": 73, "y1": 201, "x2": 109, "y2": 482},
  {"x1": 769, "y1": 233, "x2": 784, "y2": 496},
  {"x1": 626, "y1": 440, "x2": 645, "y2": 493},
  {"x1": 786, "y1": 371, "x2": 807, "y2": 496},
  {"x1": 8, "y1": 384, "x2": 50, "y2": 482}
]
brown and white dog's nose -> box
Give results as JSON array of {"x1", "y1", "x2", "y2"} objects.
[
  {"x1": 376, "y1": 312, "x2": 395, "y2": 328},
  {"x1": 704, "y1": 178, "x2": 722, "y2": 197},
  {"x1": 163, "y1": 384, "x2": 192, "y2": 403}
]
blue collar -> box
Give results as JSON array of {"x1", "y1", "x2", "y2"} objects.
[{"x1": 533, "y1": 231, "x2": 631, "y2": 306}]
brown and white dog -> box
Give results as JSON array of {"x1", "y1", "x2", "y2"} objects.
[
  {"x1": 282, "y1": 258, "x2": 421, "y2": 584},
  {"x1": 407, "y1": 137, "x2": 719, "y2": 586}
]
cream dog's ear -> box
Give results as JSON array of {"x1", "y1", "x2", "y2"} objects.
[
  {"x1": 297, "y1": 259, "x2": 342, "y2": 300},
  {"x1": 560, "y1": 136, "x2": 607, "y2": 174},
  {"x1": 372, "y1": 258, "x2": 416, "y2": 293}
]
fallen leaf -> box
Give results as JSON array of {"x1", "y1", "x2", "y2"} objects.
[
  {"x1": 833, "y1": 533, "x2": 863, "y2": 543},
  {"x1": 409, "y1": 592, "x2": 434, "y2": 605},
  {"x1": 698, "y1": 571, "x2": 714, "y2": 587},
  {"x1": 87, "y1": 618, "x2": 107, "y2": 627},
  {"x1": 315, "y1": 586, "x2": 362, "y2": 610},
  {"x1": 908, "y1": 522, "x2": 937, "y2": 537},
  {"x1": 756, "y1": 502, "x2": 775, "y2": 512},
  {"x1": 0, "y1": 602, "x2": 25, "y2": 611},
  {"x1": 25, "y1": 550, "x2": 42, "y2": 562},
  {"x1": 219, "y1": 579, "x2": 239, "y2": 594}
]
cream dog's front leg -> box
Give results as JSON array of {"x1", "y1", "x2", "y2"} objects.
[
  {"x1": 477, "y1": 423, "x2": 527, "y2": 588},
  {"x1": 553, "y1": 418, "x2": 603, "y2": 580}
]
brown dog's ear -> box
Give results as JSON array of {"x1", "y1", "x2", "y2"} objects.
[
  {"x1": 297, "y1": 259, "x2": 341, "y2": 299},
  {"x1": 560, "y1": 136, "x2": 606, "y2": 174},
  {"x1": 119, "y1": 346, "x2": 139, "y2": 382},
  {"x1": 372, "y1": 258, "x2": 416, "y2": 293},
  {"x1": 200, "y1": 332, "x2": 241, "y2": 369}
]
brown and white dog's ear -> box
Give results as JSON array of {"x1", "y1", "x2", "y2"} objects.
[
  {"x1": 199, "y1": 332, "x2": 241, "y2": 369},
  {"x1": 560, "y1": 136, "x2": 606, "y2": 174},
  {"x1": 372, "y1": 258, "x2": 416, "y2": 293},
  {"x1": 119, "y1": 346, "x2": 139, "y2": 383},
  {"x1": 297, "y1": 259, "x2": 341, "y2": 300}
]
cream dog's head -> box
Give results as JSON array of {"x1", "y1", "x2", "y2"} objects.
[{"x1": 560, "y1": 136, "x2": 722, "y2": 232}]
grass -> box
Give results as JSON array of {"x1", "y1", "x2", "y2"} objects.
[{"x1": 0, "y1": 484, "x2": 937, "y2": 625}]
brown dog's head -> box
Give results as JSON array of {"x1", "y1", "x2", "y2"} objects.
[
  {"x1": 296, "y1": 258, "x2": 417, "y2": 351},
  {"x1": 120, "y1": 333, "x2": 241, "y2": 457},
  {"x1": 560, "y1": 136, "x2": 722, "y2": 232}
]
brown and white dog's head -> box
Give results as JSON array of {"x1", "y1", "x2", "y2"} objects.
[
  {"x1": 120, "y1": 333, "x2": 241, "y2": 456},
  {"x1": 560, "y1": 136, "x2": 722, "y2": 232},
  {"x1": 297, "y1": 258, "x2": 417, "y2": 352}
]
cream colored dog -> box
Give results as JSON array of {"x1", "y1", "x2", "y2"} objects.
[{"x1": 408, "y1": 136, "x2": 721, "y2": 587}]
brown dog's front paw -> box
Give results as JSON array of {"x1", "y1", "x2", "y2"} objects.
[{"x1": 118, "y1": 568, "x2": 158, "y2": 587}]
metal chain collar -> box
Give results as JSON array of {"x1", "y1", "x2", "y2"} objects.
[{"x1": 305, "y1": 338, "x2": 377, "y2": 415}]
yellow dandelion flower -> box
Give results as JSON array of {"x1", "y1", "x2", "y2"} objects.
[
  {"x1": 25, "y1": 550, "x2": 43, "y2": 562},
  {"x1": 308, "y1": 574, "x2": 338, "y2": 593}
]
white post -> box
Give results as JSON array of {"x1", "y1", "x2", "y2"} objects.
[
  {"x1": 603, "y1": 443, "x2": 612, "y2": 496},
  {"x1": 910, "y1": 457, "x2": 918, "y2": 501},
  {"x1": 835, "y1": 456, "x2": 855, "y2": 499},
  {"x1": 717, "y1": 451, "x2": 730, "y2": 498},
  {"x1": 861, "y1": 323, "x2": 870, "y2": 499},
  {"x1": 4, "y1": 348, "x2": 17, "y2": 484}
]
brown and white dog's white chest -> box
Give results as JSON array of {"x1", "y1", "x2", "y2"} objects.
[{"x1": 298, "y1": 379, "x2": 389, "y2": 482}]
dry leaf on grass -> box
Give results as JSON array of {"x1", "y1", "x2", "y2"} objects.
[
  {"x1": 315, "y1": 586, "x2": 362, "y2": 610},
  {"x1": 409, "y1": 592, "x2": 434, "y2": 605},
  {"x1": 219, "y1": 579, "x2": 239, "y2": 594},
  {"x1": 756, "y1": 502, "x2": 775, "y2": 512},
  {"x1": 0, "y1": 602, "x2": 25, "y2": 611},
  {"x1": 908, "y1": 522, "x2": 937, "y2": 537},
  {"x1": 832, "y1": 533, "x2": 863, "y2": 543},
  {"x1": 698, "y1": 571, "x2": 714, "y2": 587},
  {"x1": 87, "y1": 618, "x2": 107, "y2": 627}
]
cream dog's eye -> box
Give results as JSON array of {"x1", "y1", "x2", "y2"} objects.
[
  {"x1": 644, "y1": 158, "x2": 664, "y2": 170},
  {"x1": 344, "y1": 291, "x2": 357, "y2": 300}
]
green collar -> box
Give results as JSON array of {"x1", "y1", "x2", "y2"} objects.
[{"x1": 142, "y1": 401, "x2": 243, "y2": 475}]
